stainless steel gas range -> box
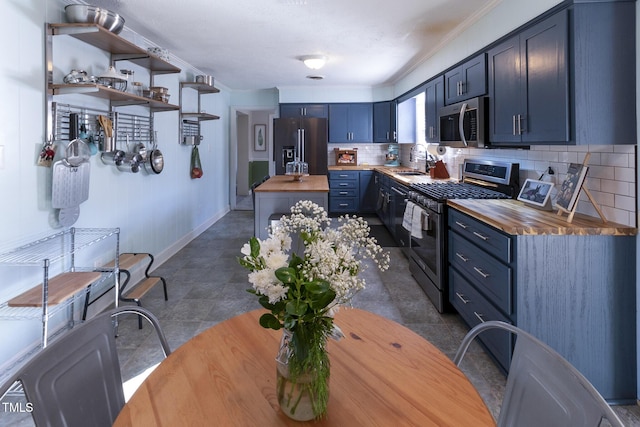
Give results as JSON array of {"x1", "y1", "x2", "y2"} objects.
[{"x1": 404, "y1": 159, "x2": 519, "y2": 313}]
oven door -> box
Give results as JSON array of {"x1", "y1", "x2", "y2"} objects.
[{"x1": 408, "y1": 205, "x2": 443, "y2": 288}]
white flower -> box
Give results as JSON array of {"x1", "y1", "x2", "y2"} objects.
[{"x1": 240, "y1": 200, "x2": 389, "y2": 315}]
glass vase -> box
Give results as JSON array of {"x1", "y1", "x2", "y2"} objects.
[{"x1": 275, "y1": 329, "x2": 329, "y2": 421}]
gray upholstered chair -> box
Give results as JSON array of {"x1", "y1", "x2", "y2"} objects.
[
  {"x1": 454, "y1": 320, "x2": 624, "y2": 427},
  {"x1": 0, "y1": 306, "x2": 170, "y2": 427}
]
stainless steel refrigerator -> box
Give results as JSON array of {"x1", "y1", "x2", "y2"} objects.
[{"x1": 273, "y1": 118, "x2": 328, "y2": 175}]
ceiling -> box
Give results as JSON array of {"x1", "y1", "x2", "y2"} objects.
[{"x1": 84, "y1": 0, "x2": 500, "y2": 91}]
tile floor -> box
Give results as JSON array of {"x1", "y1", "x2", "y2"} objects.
[
  {"x1": 112, "y1": 204, "x2": 640, "y2": 425},
  {"x1": 2, "y1": 198, "x2": 639, "y2": 426}
]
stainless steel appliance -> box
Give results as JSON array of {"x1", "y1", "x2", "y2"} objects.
[
  {"x1": 438, "y1": 96, "x2": 487, "y2": 148},
  {"x1": 406, "y1": 159, "x2": 519, "y2": 312},
  {"x1": 274, "y1": 118, "x2": 328, "y2": 175}
]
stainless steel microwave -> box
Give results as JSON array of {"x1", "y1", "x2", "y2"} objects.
[{"x1": 438, "y1": 97, "x2": 487, "y2": 148}]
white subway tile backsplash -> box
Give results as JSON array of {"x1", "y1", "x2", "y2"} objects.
[
  {"x1": 600, "y1": 153, "x2": 630, "y2": 168},
  {"x1": 615, "y1": 167, "x2": 636, "y2": 183},
  {"x1": 419, "y1": 144, "x2": 637, "y2": 227},
  {"x1": 601, "y1": 179, "x2": 632, "y2": 196},
  {"x1": 615, "y1": 194, "x2": 636, "y2": 211}
]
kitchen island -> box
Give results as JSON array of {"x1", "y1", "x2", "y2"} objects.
[{"x1": 253, "y1": 175, "x2": 329, "y2": 239}]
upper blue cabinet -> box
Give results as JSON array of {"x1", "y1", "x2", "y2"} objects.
[
  {"x1": 329, "y1": 103, "x2": 373, "y2": 143},
  {"x1": 444, "y1": 53, "x2": 487, "y2": 105},
  {"x1": 487, "y1": 0, "x2": 636, "y2": 146},
  {"x1": 279, "y1": 103, "x2": 328, "y2": 119},
  {"x1": 488, "y1": 11, "x2": 568, "y2": 146},
  {"x1": 373, "y1": 101, "x2": 397, "y2": 143}
]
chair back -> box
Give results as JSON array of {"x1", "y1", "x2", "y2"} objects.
[
  {"x1": 0, "y1": 306, "x2": 169, "y2": 427},
  {"x1": 454, "y1": 321, "x2": 624, "y2": 427}
]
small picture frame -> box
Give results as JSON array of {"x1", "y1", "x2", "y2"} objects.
[
  {"x1": 517, "y1": 179, "x2": 554, "y2": 210},
  {"x1": 254, "y1": 124, "x2": 266, "y2": 151}
]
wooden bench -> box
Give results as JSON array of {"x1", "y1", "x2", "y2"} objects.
[{"x1": 83, "y1": 252, "x2": 168, "y2": 328}]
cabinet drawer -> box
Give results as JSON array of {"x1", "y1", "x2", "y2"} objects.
[
  {"x1": 330, "y1": 189, "x2": 357, "y2": 198},
  {"x1": 329, "y1": 171, "x2": 358, "y2": 181},
  {"x1": 450, "y1": 268, "x2": 512, "y2": 372},
  {"x1": 330, "y1": 197, "x2": 358, "y2": 212},
  {"x1": 448, "y1": 209, "x2": 512, "y2": 263},
  {"x1": 329, "y1": 180, "x2": 358, "y2": 190},
  {"x1": 449, "y1": 232, "x2": 513, "y2": 314}
]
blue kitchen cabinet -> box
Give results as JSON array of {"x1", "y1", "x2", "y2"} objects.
[
  {"x1": 329, "y1": 103, "x2": 373, "y2": 143},
  {"x1": 488, "y1": 11, "x2": 568, "y2": 146},
  {"x1": 279, "y1": 103, "x2": 328, "y2": 119},
  {"x1": 373, "y1": 101, "x2": 397, "y2": 143},
  {"x1": 448, "y1": 207, "x2": 636, "y2": 402},
  {"x1": 424, "y1": 76, "x2": 444, "y2": 143},
  {"x1": 329, "y1": 170, "x2": 359, "y2": 213},
  {"x1": 358, "y1": 171, "x2": 377, "y2": 213},
  {"x1": 444, "y1": 53, "x2": 486, "y2": 105}
]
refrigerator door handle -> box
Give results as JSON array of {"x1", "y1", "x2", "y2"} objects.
[{"x1": 301, "y1": 128, "x2": 306, "y2": 162}]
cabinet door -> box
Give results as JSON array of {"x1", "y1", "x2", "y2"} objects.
[
  {"x1": 329, "y1": 104, "x2": 351, "y2": 143},
  {"x1": 359, "y1": 171, "x2": 377, "y2": 213},
  {"x1": 444, "y1": 66, "x2": 463, "y2": 105},
  {"x1": 280, "y1": 104, "x2": 328, "y2": 119},
  {"x1": 488, "y1": 36, "x2": 522, "y2": 144},
  {"x1": 520, "y1": 11, "x2": 568, "y2": 143},
  {"x1": 425, "y1": 76, "x2": 444, "y2": 143},
  {"x1": 329, "y1": 103, "x2": 372, "y2": 143},
  {"x1": 444, "y1": 53, "x2": 487, "y2": 104},
  {"x1": 373, "y1": 102, "x2": 392, "y2": 143},
  {"x1": 461, "y1": 53, "x2": 487, "y2": 100},
  {"x1": 349, "y1": 103, "x2": 373, "y2": 143}
]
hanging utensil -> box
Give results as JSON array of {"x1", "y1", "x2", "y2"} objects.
[
  {"x1": 190, "y1": 145, "x2": 202, "y2": 179},
  {"x1": 145, "y1": 131, "x2": 164, "y2": 174}
]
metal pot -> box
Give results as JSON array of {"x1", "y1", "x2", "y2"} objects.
[{"x1": 146, "y1": 149, "x2": 164, "y2": 174}]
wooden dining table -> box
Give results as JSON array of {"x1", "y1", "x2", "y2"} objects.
[{"x1": 114, "y1": 308, "x2": 496, "y2": 426}]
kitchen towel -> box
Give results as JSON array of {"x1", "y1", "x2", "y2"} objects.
[
  {"x1": 412, "y1": 205, "x2": 425, "y2": 239},
  {"x1": 403, "y1": 201, "x2": 416, "y2": 231}
]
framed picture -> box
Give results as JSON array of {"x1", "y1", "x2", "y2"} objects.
[
  {"x1": 555, "y1": 163, "x2": 589, "y2": 212},
  {"x1": 254, "y1": 124, "x2": 266, "y2": 151},
  {"x1": 517, "y1": 179, "x2": 554, "y2": 210}
]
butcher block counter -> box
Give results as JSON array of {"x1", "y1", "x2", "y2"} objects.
[
  {"x1": 447, "y1": 199, "x2": 637, "y2": 236},
  {"x1": 254, "y1": 174, "x2": 329, "y2": 193},
  {"x1": 253, "y1": 175, "x2": 329, "y2": 239}
]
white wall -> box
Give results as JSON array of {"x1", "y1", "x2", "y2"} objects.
[{"x1": 0, "y1": 0, "x2": 232, "y2": 376}]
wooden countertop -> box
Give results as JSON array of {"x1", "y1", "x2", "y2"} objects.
[
  {"x1": 448, "y1": 199, "x2": 637, "y2": 236},
  {"x1": 255, "y1": 175, "x2": 329, "y2": 192}
]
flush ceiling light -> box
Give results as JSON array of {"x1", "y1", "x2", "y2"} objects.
[{"x1": 302, "y1": 55, "x2": 327, "y2": 70}]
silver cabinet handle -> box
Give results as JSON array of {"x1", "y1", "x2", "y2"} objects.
[
  {"x1": 473, "y1": 267, "x2": 490, "y2": 278},
  {"x1": 455, "y1": 221, "x2": 468, "y2": 229},
  {"x1": 456, "y1": 252, "x2": 469, "y2": 262},
  {"x1": 339, "y1": 203, "x2": 349, "y2": 207},
  {"x1": 472, "y1": 231, "x2": 488, "y2": 241},
  {"x1": 456, "y1": 292, "x2": 470, "y2": 304},
  {"x1": 339, "y1": 183, "x2": 349, "y2": 187},
  {"x1": 474, "y1": 312, "x2": 486, "y2": 323},
  {"x1": 338, "y1": 174, "x2": 349, "y2": 178},
  {"x1": 391, "y1": 187, "x2": 406, "y2": 196},
  {"x1": 339, "y1": 191, "x2": 349, "y2": 195},
  {"x1": 512, "y1": 115, "x2": 517, "y2": 136}
]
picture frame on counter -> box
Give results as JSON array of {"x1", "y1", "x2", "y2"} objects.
[
  {"x1": 254, "y1": 124, "x2": 266, "y2": 151},
  {"x1": 517, "y1": 179, "x2": 554, "y2": 210},
  {"x1": 555, "y1": 163, "x2": 589, "y2": 212}
]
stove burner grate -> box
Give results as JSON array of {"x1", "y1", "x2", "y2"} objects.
[{"x1": 411, "y1": 182, "x2": 511, "y2": 201}]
